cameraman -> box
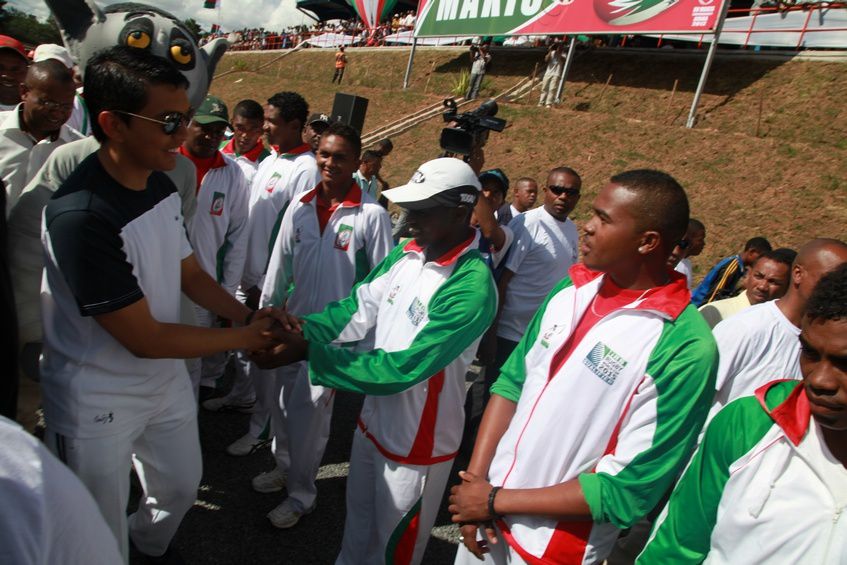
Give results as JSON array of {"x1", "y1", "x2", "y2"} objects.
[
  {"x1": 539, "y1": 39, "x2": 566, "y2": 107},
  {"x1": 466, "y1": 43, "x2": 491, "y2": 101}
]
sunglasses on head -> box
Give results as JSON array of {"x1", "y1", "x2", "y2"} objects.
[
  {"x1": 547, "y1": 185, "x2": 580, "y2": 197},
  {"x1": 114, "y1": 109, "x2": 194, "y2": 135}
]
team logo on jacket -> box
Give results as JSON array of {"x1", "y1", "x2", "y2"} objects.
[
  {"x1": 210, "y1": 191, "x2": 225, "y2": 216},
  {"x1": 584, "y1": 342, "x2": 628, "y2": 385},
  {"x1": 406, "y1": 297, "x2": 426, "y2": 326},
  {"x1": 334, "y1": 224, "x2": 353, "y2": 251},
  {"x1": 265, "y1": 172, "x2": 281, "y2": 193},
  {"x1": 540, "y1": 323, "x2": 566, "y2": 348}
]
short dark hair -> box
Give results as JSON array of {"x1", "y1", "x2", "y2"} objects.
[
  {"x1": 26, "y1": 59, "x2": 74, "y2": 87},
  {"x1": 372, "y1": 138, "x2": 393, "y2": 156},
  {"x1": 267, "y1": 91, "x2": 308, "y2": 128},
  {"x1": 322, "y1": 121, "x2": 362, "y2": 157},
  {"x1": 84, "y1": 46, "x2": 189, "y2": 142},
  {"x1": 805, "y1": 262, "x2": 847, "y2": 322},
  {"x1": 744, "y1": 237, "x2": 772, "y2": 254},
  {"x1": 761, "y1": 247, "x2": 797, "y2": 268},
  {"x1": 549, "y1": 166, "x2": 581, "y2": 188},
  {"x1": 610, "y1": 169, "x2": 689, "y2": 251},
  {"x1": 515, "y1": 177, "x2": 537, "y2": 187},
  {"x1": 689, "y1": 218, "x2": 705, "y2": 233},
  {"x1": 232, "y1": 99, "x2": 264, "y2": 121},
  {"x1": 361, "y1": 149, "x2": 381, "y2": 163}
]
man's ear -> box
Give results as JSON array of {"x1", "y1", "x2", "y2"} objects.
[
  {"x1": 638, "y1": 231, "x2": 662, "y2": 255},
  {"x1": 98, "y1": 110, "x2": 128, "y2": 144}
]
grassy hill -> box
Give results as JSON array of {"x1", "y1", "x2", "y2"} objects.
[{"x1": 210, "y1": 46, "x2": 847, "y2": 279}]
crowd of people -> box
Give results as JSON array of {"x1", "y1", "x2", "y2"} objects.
[{"x1": 1, "y1": 20, "x2": 846, "y2": 565}]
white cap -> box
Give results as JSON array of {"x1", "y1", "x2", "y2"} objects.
[
  {"x1": 32, "y1": 43, "x2": 74, "y2": 68},
  {"x1": 383, "y1": 158, "x2": 481, "y2": 210}
]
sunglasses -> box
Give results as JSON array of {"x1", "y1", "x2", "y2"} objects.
[
  {"x1": 547, "y1": 185, "x2": 580, "y2": 197},
  {"x1": 114, "y1": 109, "x2": 194, "y2": 135}
]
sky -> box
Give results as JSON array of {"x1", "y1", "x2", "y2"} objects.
[{"x1": 9, "y1": 0, "x2": 313, "y2": 32}]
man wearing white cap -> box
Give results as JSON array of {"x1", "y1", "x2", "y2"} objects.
[
  {"x1": 252, "y1": 157, "x2": 498, "y2": 564},
  {"x1": 32, "y1": 44, "x2": 91, "y2": 136}
]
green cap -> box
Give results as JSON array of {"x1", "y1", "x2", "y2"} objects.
[{"x1": 194, "y1": 95, "x2": 229, "y2": 125}]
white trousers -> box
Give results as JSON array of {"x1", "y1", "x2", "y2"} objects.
[
  {"x1": 336, "y1": 430, "x2": 454, "y2": 565},
  {"x1": 45, "y1": 386, "x2": 201, "y2": 563},
  {"x1": 282, "y1": 362, "x2": 335, "y2": 512},
  {"x1": 250, "y1": 365, "x2": 295, "y2": 470},
  {"x1": 539, "y1": 73, "x2": 559, "y2": 106}
]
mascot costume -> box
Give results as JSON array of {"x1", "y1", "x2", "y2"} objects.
[{"x1": 7, "y1": 1, "x2": 227, "y2": 401}]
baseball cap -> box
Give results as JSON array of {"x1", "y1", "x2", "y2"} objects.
[
  {"x1": 478, "y1": 168, "x2": 510, "y2": 192},
  {"x1": 307, "y1": 112, "x2": 332, "y2": 126},
  {"x1": 382, "y1": 158, "x2": 481, "y2": 210},
  {"x1": 32, "y1": 44, "x2": 74, "y2": 68},
  {"x1": 0, "y1": 35, "x2": 28, "y2": 62},
  {"x1": 194, "y1": 95, "x2": 229, "y2": 125}
]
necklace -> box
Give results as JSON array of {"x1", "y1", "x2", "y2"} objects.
[{"x1": 590, "y1": 286, "x2": 653, "y2": 318}]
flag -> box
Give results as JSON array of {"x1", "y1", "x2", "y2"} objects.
[
  {"x1": 203, "y1": 0, "x2": 217, "y2": 8},
  {"x1": 211, "y1": 23, "x2": 221, "y2": 33}
]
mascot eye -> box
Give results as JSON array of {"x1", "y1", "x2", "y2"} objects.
[
  {"x1": 170, "y1": 44, "x2": 193, "y2": 65},
  {"x1": 126, "y1": 30, "x2": 151, "y2": 49}
]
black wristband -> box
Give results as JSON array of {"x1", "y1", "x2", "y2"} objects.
[
  {"x1": 487, "y1": 486, "x2": 502, "y2": 520},
  {"x1": 244, "y1": 309, "x2": 256, "y2": 326}
]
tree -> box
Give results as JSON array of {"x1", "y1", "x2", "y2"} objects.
[
  {"x1": 182, "y1": 18, "x2": 203, "y2": 42},
  {"x1": 0, "y1": 8, "x2": 62, "y2": 45}
]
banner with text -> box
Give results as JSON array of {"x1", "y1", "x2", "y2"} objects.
[{"x1": 414, "y1": 0, "x2": 726, "y2": 37}]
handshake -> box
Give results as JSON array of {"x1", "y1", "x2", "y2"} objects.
[{"x1": 242, "y1": 307, "x2": 309, "y2": 369}]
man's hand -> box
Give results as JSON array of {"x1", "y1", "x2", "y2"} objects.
[
  {"x1": 449, "y1": 470, "x2": 495, "y2": 523},
  {"x1": 249, "y1": 324, "x2": 308, "y2": 369},
  {"x1": 458, "y1": 522, "x2": 499, "y2": 560},
  {"x1": 240, "y1": 316, "x2": 275, "y2": 351}
]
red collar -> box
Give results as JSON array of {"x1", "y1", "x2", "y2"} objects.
[
  {"x1": 221, "y1": 138, "x2": 266, "y2": 162},
  {"x1": 300, "y1": 181, "x2": 363, "y2": 208},
  {"x1": 403, "y1": 231, "x2": 477, "y2": 267},
  {"x1": 568, "y1": 263, "x2": 691, "y2": 320},
  {"x1": 178, "y1": 146, "x2": 227, "y2": 169},
  {"x1": 755, "y1": 380, "x2": 810, "y2": 446},
  {"x1": 273, "y1": 142, "x2": 311, "y2": 157}
]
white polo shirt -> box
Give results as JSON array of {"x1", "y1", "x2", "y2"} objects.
[
  {"x1": 0, "y1": 104, "x2": 83, "y2": 214},
  {"x1": 497, "y1": 206, "x2": 579, "y2": 342},
  {"x1": 707, "y1": 300, "x2": 801, "y2": 423}
]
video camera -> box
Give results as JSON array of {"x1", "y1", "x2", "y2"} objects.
[{"x1": 439, "y1": 98, "x2": 506, "y2": 156}]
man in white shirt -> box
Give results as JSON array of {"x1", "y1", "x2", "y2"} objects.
[
  {"x1": 699, "y1": 248, "x2": 794, "y2": 328},
  {"x1": 0, "y1": 35, "x2": 27, "y2": 112},
  {"x1": 499, "y1": 176, "x2": 537, "y2": 222},
  {"x1": 489, "y1": 167, "x2": 581, "y2": 388},
  {"x1": 219, "y1": 99, "x2": 270, "y2": 183},
  {"x1": 708, "y1": 238, "x2": 847, "y2": 422},
  {"x1": 352, "y1": 149, "x2": 381, "y2": 200},
  {"x1": 538, "y1": 41, "x2": 566, "y2": 107},
  {"x1": 179, "y1": 96, "x2": 251, "y2": 397},
  {"x1": 0, "y1": 59, "x2": 82, "y2": 214},
  {"x1": 670, "y1": 218, "x2": 705, "y2": 289},
  {"x1": 222, "y1": 91, "x2": 322, "y2": 457}
]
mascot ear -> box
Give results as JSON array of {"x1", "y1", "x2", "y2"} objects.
[
  {"x1": 45, "y1": 0, "x2": 105, "y2": 65},
  {"x1": 45, "y1": 0, "x2": 105, "y2": 41},
  {"x1": 201, "y1": 38, "x2": 229, "y2": 84}
]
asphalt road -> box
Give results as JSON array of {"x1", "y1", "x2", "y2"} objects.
[{"x1": 129, "y1": 365, "x2": 484, "y2": 564}]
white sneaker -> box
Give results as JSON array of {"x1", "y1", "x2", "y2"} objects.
[
  {"x1": 202, "y1": 396, "x2": 255, "y2": 413},
  {"x1": 225, "y1": 433, "x2": 270, "y2": 457},
  {"x1": 252, "y1": 467, "x2": 287, "y2": 493},
  {"x1": 267, "y1": 498, "x2": 315, "y2": 529}
]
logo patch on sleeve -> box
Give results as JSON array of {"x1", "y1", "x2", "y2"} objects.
[
  {"x1": 406, "y1": 297, "x2": 426, "y2": 326},
  {"x1": 334, "y1": 224, "x2": 353, "y2": 251},
  {"x1": 210, "y1": 191, "x2": 225, "y2": 216},
  {"x1": 583, "y1": 342, "x2": 628, "y2": 385}
]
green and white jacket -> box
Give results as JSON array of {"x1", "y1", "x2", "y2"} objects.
[
  {"x1": 638, "y1": 380, "x2": 847, "y2": 564},
  {"x1": 488, "y1": 264, "x2": 718, "y2": 564},
  {"x1": 303, "y1": 232, "x2": 497, "y2": 465}
]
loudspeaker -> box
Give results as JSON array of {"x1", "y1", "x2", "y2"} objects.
[{"x1": 331, "y1": 93, "x2": 369, "y2": 134}]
